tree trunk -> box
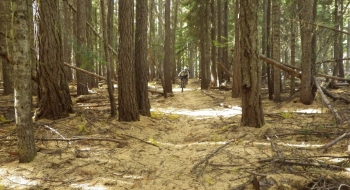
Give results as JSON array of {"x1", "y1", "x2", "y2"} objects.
[
  {"x1": 217, "y1": 0, "x2": 223, "y2": 84},
  {"x1": 12, "y1": 0, "x2": 36, "y2": 162},
  {"x1": 148, "y1": 0, "x2": 156, "y2": 81},
  {"x1": 333, "y1": 0, "x2": 343, "y2": 81},
  {"x1": 100, "y1": 0, "x2": 117, "y2": 117},
  {"x1": 223, "y1": 0, "x2": 229, "y2": 82},
  {"x1": 298, "y1": 0, "x2": 315, "y2": 105},
  {"x1": 118, "y1": 0, "x2": 139, "y2": 121},
  {"x1": 240, "y1": 0, "x2": 264, "y2": 128},
  {"x1": 86, "y1": 0, "x2": 97, "y2": 88},
  {"x1": 272, "y1": 1, "x2": 281, "y2": 102},
  {"x1": 200, "y1": 1, "x2": 211, "y2": 89},
  {"x1": 163, "y1": 0, "x2": 173, "y2": 97},
  {"x1": 37, "y1": 0, "x2": 73, "y2": 119},
  {"x1": 76, "y1": 0, "x2": 89, "y2": 95},
  {"x1": 210, "y1": 0, "x2": 217, "y2": 86},
  {"x1": 135, "y1": 0, "x2": 151, "y2": 116},
  {"x1": 232, "y1": 0, "x2": 241, "y2": 98},
  {"x1": 347, "y1": 20, "x2": 350, "y2": 72},
  {"x1": 290, "y1": 1, "x2": 297, "y2": 96},
  {"x1": 266, "y1": 0, "x2": 273, "y2": 100},
  {"x1": 171, "y1": 0, "x2": 179, "y2": 84},
  {"x1": 62, "y1": 0, "x2": 73, "y2": 82},
  {"x1": 107, "y1": 0, "x2": 116, "y2": 82},
  {"x1": 0, "y1": 0, "x2": 13, "y2": 95}
]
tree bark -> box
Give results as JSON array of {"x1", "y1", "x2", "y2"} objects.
[
  {"x1": 272, "y1": 2, "x2": 281, "y2": 102},
  {"x1": 37, "y1": 0, "x2": 73, "y2": 119},
  {"x1": 118, "y1": 0, "x2": 139, "y2": 121},
  {"x1": 210, "y1": 0, "x2": 217, "y2": 87},
  {"x1": 163, "y1": 0, "x2": 173, "y2": 97},
  {"x1": 12, "y1": 0, "x2": 36, "y2": 162},
  {"x1": 62, "y1": 0, "x2": 73, "y2": 82},
  {"x1": 100, "y1": 0, "x2": 117, "y2": 117},
  {"x1": 135, "y1": 0, "x2": 151, "y2": 116},
  {"x1": 298, "y1": 0, "x2": 315, "y2": 105},
  {"x1": 200, "y1": 1, "x2": 211, "y2": 89},
  {"x1": 240, "y1": 0, "x2": 264, "y2": 128},
  {"x1": 231, "y1": 0, "x2": 241, "y2": 98},
  {"x1": 290, "y1": 1, "x2": 297, "y2": 96},
  {"x1": 76, "y1": 0, "x2": 89, "y2": 95},
  {"x1": 0, "y1": 1, "x2": 14, "y2": 95}
]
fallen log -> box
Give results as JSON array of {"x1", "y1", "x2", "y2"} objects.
[
  {"x1": 320, "y1": 132, "x2": 350, "y2": 152},
  {"x1": 259, "y1": 55, "x2": 350, "y2": 82},
  {"x1": 148, "y1": 89, "x2": 164, "y2": 95},
  {"x1": 217, "y1": 62, "x2": 233, "y2": 77},
  {"x1": 321, "y1": 87, "x2": 350, "y2": 104},
  {"x1": 65, "y1": 62, "x2": 165, "y2": 95},
  {"x1": 64, "y1": 62, "x2": 118, "y2": 84},
  {"x1": 259, "y1": 55, "x2": 301, "y2": 78},
  {"x1": 281, "y1": 62, "x2": 350, "y2": 83},
  {"x1": 314, "y1": 76, "x2": 342, "y2": 124},
  {"x1": 76, "y1": 94, "x2": 108, "y2": 103}
]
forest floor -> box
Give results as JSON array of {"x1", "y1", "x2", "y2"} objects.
[{"x1": 1, "y1": 79, "x2": 350, "y2": 190}]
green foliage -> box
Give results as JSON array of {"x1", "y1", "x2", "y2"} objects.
[
  {"x1": 0, "y1": 115, "x2": 9, "y2": 122},
  {"x1": 211, "y1": 133, "x2": 223, "y2": 142},
  {"x1": 149, "y1": 137, "x2": 159, "y2": 146},
  {"x1": 151, "y1": 107, "x2": 180, "y2": 120},
  {"x1": 166, "y1": 113, "x2": 180, "y2": 120},
  {"x1": 205, "y1": 177, "x2": 215, "y2": 185},
  {"x1": 77, "y1": 124, "x2": 89, "y2": 133},
  {"x1": 280, "y1": 111, "x2": 294, "y2": 119},
  {"x1": 300, "y1": 128, "x2": 312, "y2": 136},
  {"x1": 151, "y1": 107, "x2": 163, "y2": 119}
]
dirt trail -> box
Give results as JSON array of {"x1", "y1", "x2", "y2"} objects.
[{"x1": 0, "y1": 79, "x2": 349, "y2": 189}]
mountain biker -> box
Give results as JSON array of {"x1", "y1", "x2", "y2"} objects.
[{"x1": 178, "y1": 66, "x2": 190, "y2": 85}]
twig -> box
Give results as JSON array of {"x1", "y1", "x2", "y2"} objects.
[
  {"x1": 230, "y1": 176, "x2": 254, "y2": 190},
  {"x1": 259, "y1": 158, "x2": 346, "y2": 171},
  {"x1": 42, "y1": 125, "x2": 70, "y2": 146},
  {"x1": 314, "y1": 77, "x2": 342, "y2": 124},
  {"x1": 244, "y1": 170, "x2": 267, "y2": 177},
  {"x1": 121, "y1": 134, "x2": 161, "y2": 149},
  {"x1": 191, "y1": 133, "x2": 246, "y2": 173},
  {"x1": 320, "y1": 132, "x2": 350, "y2": 152},
  {"x1": 35, "y1": 137, "x2": 124, "y2": 144}
]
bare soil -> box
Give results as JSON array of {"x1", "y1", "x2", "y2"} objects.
[{"x1": 0, "y1": 79, "x2": 350, "y2": 190}]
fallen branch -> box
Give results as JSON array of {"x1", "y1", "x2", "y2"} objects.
[
  {"x1": 259, "y1": 55, "x2": 301, "y2": 78},
  {"x1": 64, "y1": 62, "x2": 118, "y2": 84},
  {"x1": 0, "y1": 137, "x2": 125, "y2": 144},
  {"x1": 319, "y1": 132, "x2": 350, "y2": 152},
  {"x1": 75, "y1": 103, "x2": 112, "y2": 108},
  {"x1": 259, "y1": 158, "x2": 346, "y2": 171},
  {"x1": 62, "y1": 0, "x2": 117, "y2": 56},
  {"x1": 314, "y1": 77, "x2": 342, "y2": 124},
  {"x1": 42, "y1": 125, "x2": 70, "y2": 146},
  {"x1": 191, "y1": 133, "x2": 246, "y2": 173},
  {"x1": 217, "y1": 62, "x2": 233, "y2": 77},
  {"x1": 321, "y1": 87, "x2": 350, "y2": 104},
  {"x1": 148, "y1": 89, "x2": 164, "y2": 95},
  {"x1": 259, "y1": 55, "x2": 350, "y2": 82},
  {"x1": 36, "y1": 137, "x2": 126, "y2": 144},
  {"x1": 121, "y1": 134, "x2": 161, "y2": 150}
]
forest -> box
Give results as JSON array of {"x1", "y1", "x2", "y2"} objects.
[{"x1": 1, "y1": 0, "x2": 350, "y2": 189}]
